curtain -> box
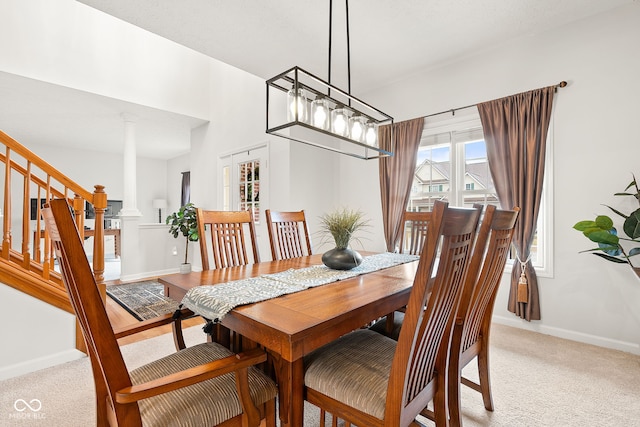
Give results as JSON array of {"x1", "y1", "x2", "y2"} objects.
[
  {"x1": 181, "y1": 171, "x2": 191, "y2": 207},
  {"x1": 477, "y1": 86, "x2": 555, "y2": 321},
  {"x1": 379, "y1": 118, "x2": 424, "y2": 252}
]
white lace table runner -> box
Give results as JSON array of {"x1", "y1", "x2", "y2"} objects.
[{"x1": 181, "y1": 252, "x2": 419, "y2": 321}]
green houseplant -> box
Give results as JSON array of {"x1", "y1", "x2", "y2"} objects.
[
  {"x1": 166, "y1": 202, "x2": 199, "y2": 273},
  {"x1": 318, "y1": 207, "x2": 370, "y2": 270},
  {"x1": 573, "y1": 174, "x2": 640, "y2": 278}
]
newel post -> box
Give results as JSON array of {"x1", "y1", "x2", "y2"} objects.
[{"x1": 92, "y1": 185, "x2": 107, "y2": 288}]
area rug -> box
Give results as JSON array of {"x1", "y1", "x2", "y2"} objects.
[{"x1": 106, "y1": 280, "x2": 180, "y2": 321}]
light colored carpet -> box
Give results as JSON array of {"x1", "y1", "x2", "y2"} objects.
[{"x1": 1, "y1": 324, "x2": 639, "y2": 426}]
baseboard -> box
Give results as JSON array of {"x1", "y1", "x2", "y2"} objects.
[
  {"x1": 119, "y1": 267, "x2": 179, "y2": 283},
  {"x1": 492, "y1": 315, "x2": 640, "y2": 355},
  {"x1": 0, "y1": 349, "x2": 86, "y2": 381}
]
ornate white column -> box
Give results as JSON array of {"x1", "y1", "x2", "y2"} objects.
[
  {"x1": 119, "y1": 112, "x2": 142, "y2": 279},
  {"x1": 120, "y1": 112, "x2": 142, "y2": 217}
]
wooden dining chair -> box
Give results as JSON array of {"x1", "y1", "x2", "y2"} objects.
[
  {"x1": 373, "y1": 204, "x2": 484, "y2": 338},
  {"x1": 42, "y1": 199, "x2": 277, "y2": 427},
  {"x1": 197, "y1": 209, "x2": 260, "y2": 270},
  {"x1": 265, "y1": 209, "x2": 313, "y2": 260},
  {"x1": 194, "y1": 209, "x2": 261, "y2": 349},
  {"x1": 398, "y1": 210, "x2": 432, "y2": 255},
  {"x1": 447, "y1": 205, "x2": 519, "y2": 427},
  {"x1": 303, "y1": 200, "x2": 482, "y2": 427}
]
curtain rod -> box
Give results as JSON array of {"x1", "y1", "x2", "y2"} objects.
[{"x1": 422, "y1": 81, "x2": 567, "y2": 119}]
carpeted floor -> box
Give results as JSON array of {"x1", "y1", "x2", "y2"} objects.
[
  {"x1": 1, "y1": 324, "x2": 639, "y2": 426},
  {"x1": 106, "y1": 280, "x2": 180, "y2": 321}
]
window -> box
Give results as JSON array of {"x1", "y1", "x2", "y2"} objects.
[
  {"x1": 409, "y1": 112, "x2": 552, "y2": 275},
  {"x1": 219, "y1": 144, "x2": 269, "y2": 225},
  {"x1": 238, "y1": 160, "x2": 260, "y2": 221}
]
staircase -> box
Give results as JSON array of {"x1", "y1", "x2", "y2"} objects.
[{"x1": 0, "y1": 130, "x2": 108, "y2": 348}]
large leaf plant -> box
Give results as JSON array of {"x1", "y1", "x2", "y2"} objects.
[
  {"x1": 166, "y1": 202, "x2": 199, "y2": 264},
  {"x1": 573, "y1": 174, "x2": 640, "y2": 268}
]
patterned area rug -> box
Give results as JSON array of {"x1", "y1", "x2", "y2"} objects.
[{"x1": 106, "y1": 280, "x2": 180, "y2": 321}]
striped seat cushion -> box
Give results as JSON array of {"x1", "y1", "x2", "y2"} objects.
[
  {"x1": 129, "y1": 342, "x2": 277, "y2": 427},
  {"x1": 304, "y1": 329, "x2": 397, "y2": 420}
]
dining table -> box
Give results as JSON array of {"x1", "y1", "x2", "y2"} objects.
[{"x1": 159, "y1": 253, "x2": 420, "y2": 426}]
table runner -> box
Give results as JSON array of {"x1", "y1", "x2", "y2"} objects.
[{"x1": 181, "y1": 252, "x2": 419, "y2": 321}]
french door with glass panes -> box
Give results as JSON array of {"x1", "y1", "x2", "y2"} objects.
[{"x1": 219, "y1": 144, "x2": 268, "y2": 226}]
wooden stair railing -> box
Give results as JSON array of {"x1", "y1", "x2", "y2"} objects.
[{"x1": 0, "y1": 129, "x2": 108, "y2": 320}]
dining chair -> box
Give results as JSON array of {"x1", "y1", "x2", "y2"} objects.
[
  {"x1": 373, "y1": 204, "x2": 484, "y2": 338},
  {"x1": 265, "y1": 209, "x2": 313, "y2": 260},
  {"x1": 42, "y1": 199, "x2": 277, "y2": 427},
  {"x1": 378, "y1": 210, "x2": 433, "y2": 335},
  {"x1": 195, "y1": 208, "x2": 261, "y2": 349},
  {"x1": 196, "y1": 209, "x2": 260, "y2": 270},
  {"x1": 303, "y1": 200, "x2": 482, "y2": 427},
  {"x1": 447, "y1": 205, "x2": 519, "y2": 427},
  {"x1": 398, "y1": 210, "x2": 432, "y2": 255}
]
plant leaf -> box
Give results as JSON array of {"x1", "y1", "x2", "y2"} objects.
[
  {"x1": 628, "y1": 247, "x2": 640, "y2": 257},
  {"x1": 623, "y1": 208, "x2": 640, "y2": 239},
  {"x1": 592, "y1": 253, "x2": 628, "y2": 263},
  {"x1": 595, "y1": 215, "x2": 613, "y2": 230},
  {"x1": 573, "y1": 220, "x2": 597, "y2": 231},
  {"x1": 604, "y1": 204, "x2": 629, "y2": 219},
  {"x1": 586, "y1": 230, "x2": 619, "y2": 245}
]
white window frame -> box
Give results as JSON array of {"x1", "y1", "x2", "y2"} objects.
[{"x1": 419, "y1": 110, "x2": 553, "y2": 277}]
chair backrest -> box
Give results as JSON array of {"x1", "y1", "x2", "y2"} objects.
[
  {"x1": 265, "y1": 209, "x2": 313, "y2": 260},
  {"x1": 457, "y1": 205, "x2": 520, "y2": 358},
  {"x1": 398, "y1": 211, "x2": 431, "y2": 255},
  {"x1": 385, "y1": 200, "x2": 482, "y2": 424},
  {"x1": 197, "y1": 209, "x2": 260, "y2": 270},
  {"x1": 42, "y1": 199, "x2": 139, "y2": 423}
]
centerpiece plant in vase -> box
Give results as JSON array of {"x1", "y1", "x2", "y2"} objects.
[
  {"x1": 166, "y1": 202, "x2": 199, "y2": 274},
  {"x1": 573, "y1": 174, "x2": 640, "y2": 279},
  {"x1": 318, "y1": 207, "x2": 370, "y2": 270}
]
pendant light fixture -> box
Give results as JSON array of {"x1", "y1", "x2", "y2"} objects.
[{"x1": 266, "y1": 0, "x2": 394, "y2": 160}]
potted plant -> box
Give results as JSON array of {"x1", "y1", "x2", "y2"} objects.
[
  {"x1": 573, "y1": 174, "x2": 640, "y2": 279},
  {"x1": 166, "y1": 202, "x2": 199, "y2": 274},
  {"x1": 318, "y1": 207, "x2": 370, "y2": 270}
]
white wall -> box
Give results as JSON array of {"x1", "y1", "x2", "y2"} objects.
[
  {"x1": 0, "y1": 0, "x2": 210, "y2": 120},
  {"x1": 344, "y1": 3, "x2": 640, "y2": 354},
  {"x1": 0, "y1": 286, "x2": 83, "y2": 380}
]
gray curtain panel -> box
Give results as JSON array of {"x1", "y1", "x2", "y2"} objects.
[
  {"x1": 181, "y1": 171, "x2": 191, "y2": 207},
  {"x1": 378, "y1": 118, "x2": 424, "y2": 252},
  {"x1": 477, "y1": 85, "x2": 555, "y2": 321}
]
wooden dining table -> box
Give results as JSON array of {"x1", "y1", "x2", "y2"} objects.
[{"x1": 159, "y1": 253, "x2": 419, "y2": 426}]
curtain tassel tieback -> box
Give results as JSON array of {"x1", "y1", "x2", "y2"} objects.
[
  {"x1": 517, "y1": 269, "x2": 529, "y2": 303},
  {"x1": 516, "y1": 252, "x2": 532, "y2": 304}
]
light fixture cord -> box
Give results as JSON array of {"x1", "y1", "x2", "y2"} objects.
[
  {"x1": 328, "y1": 0, "x2": 333, "y2": 96},
  {"x1": 327, "y1": 0, "x2": 352, "y2": 101},
  {"x1": 345, "y1": 0, "x2": 351, "y2": 102}
]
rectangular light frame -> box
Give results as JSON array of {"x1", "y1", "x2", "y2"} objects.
[{"x1": 266, "y1": 66, "x2": 394, "y2": 160}]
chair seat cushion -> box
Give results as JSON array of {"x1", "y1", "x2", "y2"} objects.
[
  {"x1": 130, "y1": 342, "x2": 277, "y2": 427},
  {"x1": 304, "y1": 329, "x2": 397, "y2": 420}
]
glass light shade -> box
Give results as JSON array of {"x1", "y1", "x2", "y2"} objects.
[
  {"x1": 311, "y1": 97, "x2": 330, "y2": 130},
  {"x1": 365, "y1": 121, "x2": 378, "y2": 146},
  {"x1": 349, "y1": 115, "x2": 366, "y2": 142},
  {"x1": 331, "y1": 106, "x2": 349, "y2": 137},
  {"x1": 287, "y1": 87, "x2": 308, "y2": 123}
]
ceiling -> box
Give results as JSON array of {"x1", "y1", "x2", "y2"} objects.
[
  {"x1": 1, "y1": 0, "x2": 635, "y2": 159},
  {"x1": 76, "y1": 0, "x2": 634, "y2": 93}
]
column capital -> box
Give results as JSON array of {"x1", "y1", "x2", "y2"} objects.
[{"x1": 120, "y1": 112, "x2": 138, "y2": 123}]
